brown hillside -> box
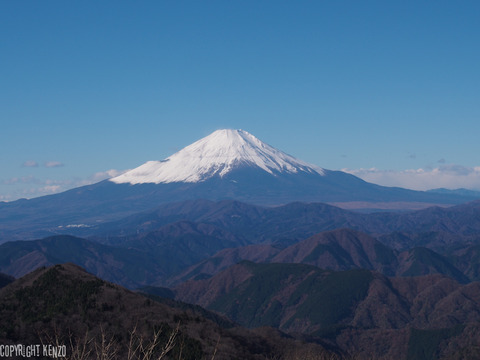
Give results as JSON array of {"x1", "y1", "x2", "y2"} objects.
[{"x1": 0, "y1": 263, "x2": 334, "y2": 360}]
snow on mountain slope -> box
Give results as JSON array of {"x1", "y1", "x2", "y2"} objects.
[{"x1": 110, "y1": 129, "x2": 325, "y2": 184}]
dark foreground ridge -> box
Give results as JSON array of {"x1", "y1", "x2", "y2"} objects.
[
  {"x1": 3, "y1": 263, "x2": 480, "y2": 359},
  {"x1": 0, "y1": 263, "x2": 334, "y2": 360}
]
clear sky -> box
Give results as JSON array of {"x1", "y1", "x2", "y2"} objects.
[{"x1": 1, "y1": 1, "x2": 480, "y2": 201}]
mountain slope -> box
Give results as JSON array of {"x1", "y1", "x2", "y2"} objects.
[
  {"x1": 172, "y1": 228, "x2": 471, "y2": 284},
  {"x1": 170, "y1": 244, "x2": 281, "y2": 285},
  {"x1": 4, "y1": 200, "x2": 480, "y2": 288},
  {"x1": 0, "y1": 263, "x2": 333, "y2": 359},
  {"x1": 397, "y1": 247, "x2": 470, "y2": 282},
  {"x1": 0, "y1": 235, "x2": 164, "y2": 288},
  {"x1": 0, "y1": 273, "x2": 14, "y2": 289},
  {"x1": 109, "y1": 128, "x2": 474, "y2": 208},
  {"x1": 1, "y1": 226, "x2": 473, "y2": 289},
  {"x1": 112, "y1": 220, "x2": 249, "y2": 277},
  {"x1": 111, "y1": 129, "x2": 324, "y2": 184},
  {"x1": 91, "y1": 199, "x2": 480, "y2": 251},
  {"x1": 271, "y1": 228, "x2": 398, "y2": 275},
  {"x1": 1, "y1": 129, "x2": 477, "y2": 242},
  {"x1": 0, "y1": 232, "x2": 249, "y2": 288},
  {"x1": 174, "y1": 261, "x2": 480, "y2": 359}
]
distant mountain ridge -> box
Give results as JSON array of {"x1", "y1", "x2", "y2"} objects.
[
  {"x1": 2, "y1": 201, "x2": 480, "y2": 288},
  {"x1": 88, "y1": 199, "x2": 480, "y2": 251},
  {"x1": 1, "y1": 129, "x2": 478, "y2": 242},
  {"x1": 173, "y1": 228, "x2": 470, "y2": 285},
  {"x1": 428, "y1": 188, "x2": 480, "y2": 197},
  {"x1": 2, "y1": 199, "x2": 480, "y2": 285},
  {"x1": 0, "y1": 235, "x2": 164, "y2": 288}
]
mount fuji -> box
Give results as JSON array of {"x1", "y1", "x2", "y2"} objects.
[
  {"x1": 0, "y1": 129, "x2": 475, "y2": 241},
  {"x1": 106, "y1": 129, "x2": 471, "y2": 207},
  {"x1": 111, "y1": 129, "x2": 325, "y2": 184}
]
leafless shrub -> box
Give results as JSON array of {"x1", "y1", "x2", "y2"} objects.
[
  {"x1": 281, "y1": 347, "x2": 342, "y2": 360},
  {"x1": 68, "y1": 330, "x2": 93, "y2": 360},
  {"x1": 126, "y1": 323, "x2": 179, "y2": 360},
  {"x1": 94, "y1": 327, "x2": 118, "y2": 360},
  {"x1": 40, "y1": 323, "x2": 180, "y2": 360}
]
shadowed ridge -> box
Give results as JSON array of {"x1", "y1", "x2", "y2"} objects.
[
  {"x1": 175, "y1": 261, "x2": 480, "y2": 359},
  {"x1": 0, "y1": 263, "x2": 335, "y2": 359},
  {"x1": 0, "y1": 272, "x2": 15, "y2": 289}
]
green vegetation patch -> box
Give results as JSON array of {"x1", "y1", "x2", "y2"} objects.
[
  {"x1": 373, "y1": 242, "x2": 397, "y2": 265},
  {"x1": 210, "y1": 262, "x2": 319, "y2": 328},
  {"x1": 402, "y1": 247, "x2": 468, "y2": 283},
  {"x1": 303, "y1": 244, "x2": 329, "y2": 262},
  {"x1": 208, "y1": 262, "x2": 374, "y2": 333},
  {"x1": 0, "y1": 273, "x2": 14, "y2": 289},
  {"x1": 407, "y1": 325, "x2": 465, "y2": 360},
  {"x1": 286, "y1": 269, "x2": 374, "y2": 329},
  {"x1": 303, "y1": 243, "x2": 353, "y2": 265},
  {"x1": 13, "y1": 265, "x2": 103, "y2": 323}
]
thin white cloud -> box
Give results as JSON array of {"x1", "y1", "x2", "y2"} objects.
[
  {"x1": 89, "y1": 169, "x2": 127, "y2": 182},
  {"x1": 22, "y1": 160, "x2": 39, "y2": 167},
  {"x1": 0, "y1": 168, "x2": 127, "y2": 201},
  {"x1": 1, "y1": 176, "x2": 40, "y2": 185},
  {"x1": 343, "y1": 164, "x2": 480, "y2": 191},
  {"x1": 40, "y1": 185, "x2": 63, "y2": 193},
  {"x1": 45, "y1": 161, "x2": 65, "y2": 168}
]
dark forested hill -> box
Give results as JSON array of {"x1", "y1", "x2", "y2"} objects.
[
  {"x1": 0, "y1": 273, "x2": 14, "y2": 289},
  {"x1": 0, "y1": 263, "x2": 333, "y2": 360},
  {"x1": 175, "y1": 261, "x2": 480, "y2": 359}
]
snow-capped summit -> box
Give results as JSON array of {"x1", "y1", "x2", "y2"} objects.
[
  {"x1": 2, "y1": 129, "x2": 473, "y2": 242},
  {"x1": 110, "y1": 129, "x2": 325, "y2": 184}
]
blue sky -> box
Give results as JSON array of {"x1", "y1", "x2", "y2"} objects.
[{"x1": 1, "y1": 1, "x2": 480, "y2": 201}]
